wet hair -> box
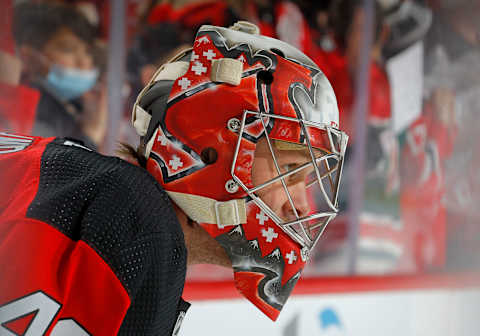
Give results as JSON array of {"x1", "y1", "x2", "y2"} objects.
[
  {"x1": 13, "y1": 2, "x2": 95, "y2": 50},
  {"x1": 117, "y1": 143, "x2": 147, "y2": 168}
]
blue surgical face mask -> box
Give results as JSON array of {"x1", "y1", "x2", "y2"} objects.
[{"x1": 45, "y1": 64, "x2": 99, "y2": 101}]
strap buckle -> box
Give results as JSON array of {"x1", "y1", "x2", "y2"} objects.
[{"x1": 215, "y1": 200, "x2": 241, "y2": 229}]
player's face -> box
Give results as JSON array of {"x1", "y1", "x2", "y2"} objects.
[{"x1": 251, "y1": 137, "x2": 319, "y2": 221}]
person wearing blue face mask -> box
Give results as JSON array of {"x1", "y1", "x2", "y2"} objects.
[
  {"x1": 45, "y1": 61, "x2": 99, "y2": 102},
  {"x1": 12, "y1": 2, "x2": 107, "y2": 150}
]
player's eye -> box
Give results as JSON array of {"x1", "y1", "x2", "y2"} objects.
[
  {"x1": 281, "y1": 163, "x2": 307, "y2": 185},
  {"x1": 282, "y1": 164, "x2": 296, "y2": 172}
]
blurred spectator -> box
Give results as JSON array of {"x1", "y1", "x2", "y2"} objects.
[
  {"x1": 296, "y1": 1, "x2": 335, "y2": 53},
  {"x1": 120, "y1": 22, "x2": 188, "y2": 148},
  {"x1": 141, "y1": 0, "x2": 327, "y2": 62},
  {"x1": 399, "y1": 89, "x2": 456, "y2": 271},
  {"x1": 381, "y1": 0, "x2": 432, "y2": 59},
  {"x1": 12, "y1": 2, "x2": 107, "y2": 149},
  {"x1": 305, "y1": 0, "x2": 405, "y2": 274},
  {"x1": 274, "y1": 1, "x2": 315, "y2": 56},
  {"x1": 422, "y1": 0, "x2": 480, "y2": 269},
  {"x1": 144, "y1": 0, "x2": 283, "y2": 41},
  {"x1": 127, "y1": 22, "x2": 189, "y2": 98},
  {"x1": 146, "y1": 0, "x2": 241, "y2": 41},
  {"x1": 321, "y1": 0, "x2": 396, "y2": 197},
  {"x1": 424, "y1": 0, "x2": 480, "y2": 69},
  {"x1": 319, "y1": 0, "x2": 391, "y2": 142},
  {"x1": 70, "y1": 0, "x2": 146, "y2": 45},
  {"x1": 0, "y1": 0, "x2": 40, "y2": 134},
  {"x1": 45, "y1": 0, "x2": 109, "y2": 40}
]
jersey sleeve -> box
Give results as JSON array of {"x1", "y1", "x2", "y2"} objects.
[{"x1": 0, "y1": 137, "x2": 187, "y2": 336}]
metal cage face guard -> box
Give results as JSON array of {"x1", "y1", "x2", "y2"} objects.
[{"x1": 232, "y1": 110, "x2": 348, "y2": 253}]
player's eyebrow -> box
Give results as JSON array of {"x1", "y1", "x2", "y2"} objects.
[{"x1": 274, "y1": 139, "x2": 331, "y2": 154}]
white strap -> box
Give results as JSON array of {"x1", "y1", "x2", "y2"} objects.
[
  {"x1": 132, "y1": 105, "x2": 151, "y2": 136},
  {"x1": 211, "y1": 58, "x2": 243, "y2": 86},
  {"x1": 166, "y1": 191, "x2": 246, "y2": 229},
  {"x1": 230, "y1": 21, "x2": 260, "y2": 35},
  {"x1": 144, "y1": 128, "x2": 158, "y2": 158},
  {"x1": 153, "y1": 61, "x2": 189, "y2": 81},
  {"x1": 131, "y1": 61, "x2": 189, "y2": 136}
]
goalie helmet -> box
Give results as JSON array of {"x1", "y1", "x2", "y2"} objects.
[{"x1": 132, "y1": 22, "x2": 348, "y2": 320}]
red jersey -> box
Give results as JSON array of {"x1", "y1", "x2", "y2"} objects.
[{"x1": 0, "y1": 134, "x2": 188, "y2": 335}]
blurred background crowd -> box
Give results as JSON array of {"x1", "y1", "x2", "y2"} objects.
[{"x1": 0, "y1": 0, "x2": 479, "y2": 278}]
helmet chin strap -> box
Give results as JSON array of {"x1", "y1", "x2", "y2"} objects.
[{"x1": 166, "y1": 191, "x2": 247, "y2": 229}]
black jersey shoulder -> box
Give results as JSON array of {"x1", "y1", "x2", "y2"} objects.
[{"x1": 27, "y1": 138, "x2": 187, "y2": 335}]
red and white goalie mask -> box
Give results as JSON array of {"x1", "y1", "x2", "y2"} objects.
[{"x1": 132, "y1": 22, "x2": 349, "y2": 320}]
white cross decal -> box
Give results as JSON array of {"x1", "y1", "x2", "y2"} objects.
[
  {"x1": 191, "y1": 61, "x2": 207, "y2": 76},
  {"x1": 256, "y1": 211, "x2": 269, "y2": 225},
  {"x1": 285, "y1": 250, "x2": 297, "y2": 264},
  {"x1": 178, "y1": 77, "x2": 191, "y2": 90},
  {"x1": 197, "y1": 36, "x2": 209, "y2": 45},
  {"x1": 191, "y1": 51, "x2": 199, "y2": 61},
  {"x1": 157, "y1": 134, "x2": 168, "y2": 146},
  {"x1": 169, "y1": 155, "x2": 183, "y2": 170},
  {"x1": 203, "y1": 49, "x2": 216, "y2": 61},
  {"x1": 261, "y1": 227, "x2": 278, "y2": 243},
  {"x1": 238, "y1": 55, "x2": 246, "y2": 63}
]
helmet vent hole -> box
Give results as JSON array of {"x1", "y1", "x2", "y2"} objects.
[
  {"x1": 257, "y1": 70, "x2": 274, "y2": 85},
  {"x1": 270, "y1": 48, "x2": 285, "y2": 58},
  {"x1": 201, "y1": 147, "x2": 218, "y2": 164}
]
